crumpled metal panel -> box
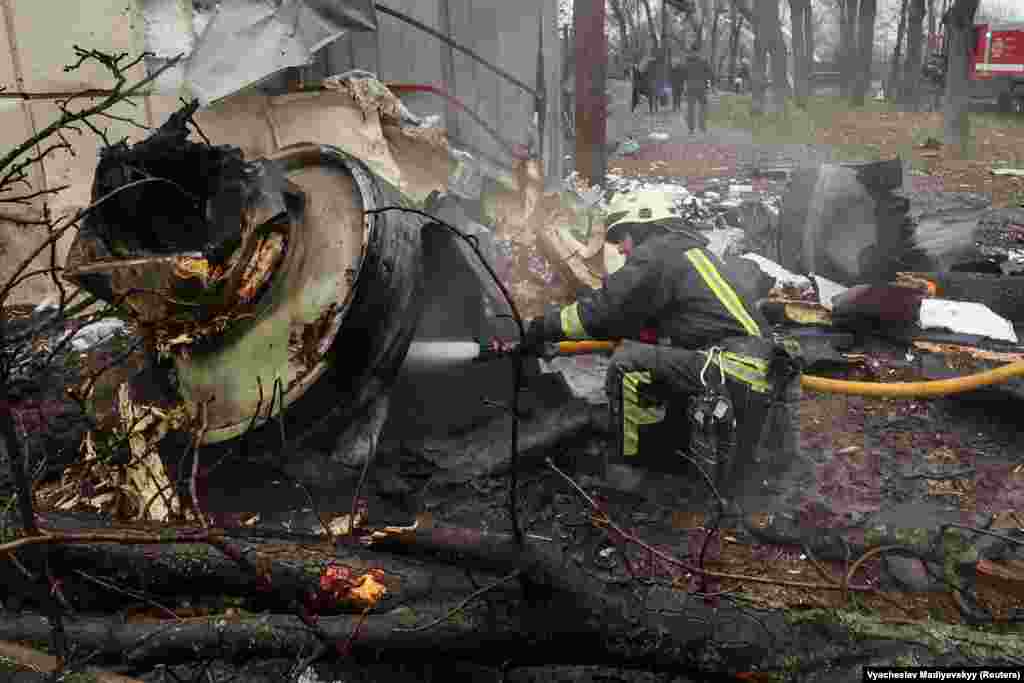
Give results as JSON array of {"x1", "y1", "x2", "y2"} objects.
[{"x1": 142, "y1": 0, "x2": 378, "y2": 105}]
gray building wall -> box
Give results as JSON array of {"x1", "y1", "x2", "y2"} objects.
[{"x1": 300, "y1": 0, "x2": 564, "y2": 187}]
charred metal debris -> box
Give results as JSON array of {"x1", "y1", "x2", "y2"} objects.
[{"x1": 64, "y1": 101, "x2": 300, "y2": 356}]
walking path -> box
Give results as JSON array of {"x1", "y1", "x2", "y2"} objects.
[{"x1": 597, "y1": 79, "x2": 835, "y2": 180}]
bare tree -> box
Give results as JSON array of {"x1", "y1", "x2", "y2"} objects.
[
  {"x1": 748, "y1": 0, "x2": 768, "y2": 114},
  {"x1": 640, "y1": 0, "x2": 661, "y2": 52},
  {"x1": 888, "y1": 0, "x2": 909, "y2": 100},
  {"x1": 696, "y1": 0, "x2": 712, "y2": 48},
  {"x1": 744, "y1": 0, "x2": 789, "y2": 114},
  {"x1": 708, "y1": 0, "x2": 726, "y2": 82},
  {"x1": 838, "y1": 0, "x2": 858, "y2": 99},
  {"x1": 608, "y1": 0, "x2": 634, "y2": 71},
  {"x1": 765, "y1": 0, "x2": 791, "y2": 110},
  {"x1": 789, "y1": 0, "x2": 814, "y2": 106},
  {"x1": 901, "y1": 0, "x2": 927, "y2": 107},
  {"x1": 943, "y1": 0, "x2": 980, "y2": 158},
  {"x1": 804, "y1": 0, "x2": 815, "y2": 93},
  {"x1": 851, "y1": 0, "x2": 877, "y2": 105},
  {"x1": 727, "y1": 0, "x2": 744, "y2": 88}
]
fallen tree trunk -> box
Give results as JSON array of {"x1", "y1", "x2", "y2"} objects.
[
  {"x1": 0, "y1": 610, "x2": 529, "y2": 668},
  {"x1": 4, "y1": 514, "x2": 1024, "y2": 675},
  {"x1": 367, "y1": 527, "x2": 1024, "y2": 671},
  {"x1": 8, "y1": 511, "x2": 519, "y2": 616},
  {"x1": 0, "y1": 639, "x2": 144, "y2": 683}
]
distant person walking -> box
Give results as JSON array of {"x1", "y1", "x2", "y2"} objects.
[
  {"x1": 682, "y1": 46, "x2": 713, "y2": 135},
  {"x1": 735, "y1": 61, "x2": 750, "y2": 94}
]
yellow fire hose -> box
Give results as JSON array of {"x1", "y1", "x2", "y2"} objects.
[{"x1": 553, "y1": 341, "x2": 1024, "y2": 399}]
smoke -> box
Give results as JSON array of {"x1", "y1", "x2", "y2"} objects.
[
  {"x1": 909, "y1": 210, "x2": 984, "y2": 259},
  {"x1": 403, "y1": 341, "x2": 482, "y2": 369}
]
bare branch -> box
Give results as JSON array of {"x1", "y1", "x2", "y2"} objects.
[
  {"x1": 0, "y1": 50, "x2": 182, "y2": 183},
  {"x1": 0, "y1": 185, "x2": 70, "y2": 205}
]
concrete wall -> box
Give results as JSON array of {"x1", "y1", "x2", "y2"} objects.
[{"x1": 0, "y1": 0, "x2": 147, "y2": 305}]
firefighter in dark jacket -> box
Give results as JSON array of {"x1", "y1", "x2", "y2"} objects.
[{"x1": 525, "y1": 189, "x2": 802, "y2": 495}]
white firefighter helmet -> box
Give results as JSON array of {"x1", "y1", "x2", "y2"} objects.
[{"x1": 604, "y1": 189, "x2": 704, "y2": 244}]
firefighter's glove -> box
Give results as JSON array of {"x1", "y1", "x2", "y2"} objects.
[{"x1": 522, "y1": 313, "x2": 560, "y2": 355}]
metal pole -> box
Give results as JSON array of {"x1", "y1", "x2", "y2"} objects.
[
  {"x1": 661, "y1": 0, "x2": 671, "y2": 107},
  {"x1": 574, "y1": 0, "x2": 608, "y2": 186},
  {"x1": 439, "y1": 0, "x2": 459, "y2": 141},
  {"x1": 536, "y1": 8, "x2": 546, "y2": 164}
]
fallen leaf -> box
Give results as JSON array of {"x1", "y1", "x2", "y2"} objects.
[
  {"x1": 976, "y1": 559, "x2": 1024, "y2": 583},
  {"x1": 365, "y1": 518, "x2": 421, "y2": 544},
  {"x1": 349, "y1": 571, "x2": 388, "y2": 608}
]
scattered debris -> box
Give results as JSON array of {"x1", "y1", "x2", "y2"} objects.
[
  {"x1": 62, "y1": 318, "x2": 128, "y2": 352},
  {"x1": 913, "y1": 341, "x2": 1024, "y2": 363},
  {"x1": 144, "y1": 0, "x2": 379, "y2": 105},
  {"x1": 702, "y1": 228, "x2": 745, "y2": 259},
  {"x1": 616, "y1": 137, "x2": 640, "y2": 156},
  {"x1": 811, "y1": 274, "x2": 848, "y2": 311},
  {"x1": 760, "y1": 300, "x2": 833, "y2": 327},
  {"x1": 39, "y1": 384, "x2": 193, "y2": 523},
  {"x1": 991, "y1": 168, "x2": 1024, "y2": 177},
  {"x1": 919, "y1": 299, "x2": 1019, "y2": 343},
  {"x1": 449, "y1": 149, "x2": 483, "y2": 201}
]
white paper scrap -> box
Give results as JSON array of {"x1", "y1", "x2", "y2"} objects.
[{"x1": 918, "y1": 299, "x2": 1018, "y2": 343}]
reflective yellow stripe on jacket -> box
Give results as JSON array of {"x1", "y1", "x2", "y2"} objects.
[
  {"x1": 685, "y1": 248, "x2": 762, "y2": 337},
  {"x1": 559, "y1": 302, "x2": 589, "y2": 339},
  {"x1": 621, "y1": 370, "x2": 666, "y2": 456},
  {"x1": 701, "y1": 351, "x2": 771, "y2": 393}
]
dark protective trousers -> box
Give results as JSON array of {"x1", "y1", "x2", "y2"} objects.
[
  {"x1": 607, "y1": 337, "x2": 801, "y2": 496},
  {"x1": 687, "y1": 92, "x2": 708, "y2": 133}
]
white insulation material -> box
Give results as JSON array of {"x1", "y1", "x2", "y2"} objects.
[
  {"x1": 918, "y1": 299, "x2": 1018, "y2": 343},
  {"x1": 740, "y1": 253, "x2": 811, "y2": 287}
]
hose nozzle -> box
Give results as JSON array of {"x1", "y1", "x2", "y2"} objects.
[{"x1": 474, "y1": 338, "x2": 619, "y2": 362}]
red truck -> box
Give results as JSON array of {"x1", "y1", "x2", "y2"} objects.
[{"x1": 927, "y1": 22, "x2": 1024, "y2": 113}]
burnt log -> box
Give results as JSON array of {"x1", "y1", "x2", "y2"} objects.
[{"x1": 3, "y1": 514, "x2": 1023, "y2": 674}]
